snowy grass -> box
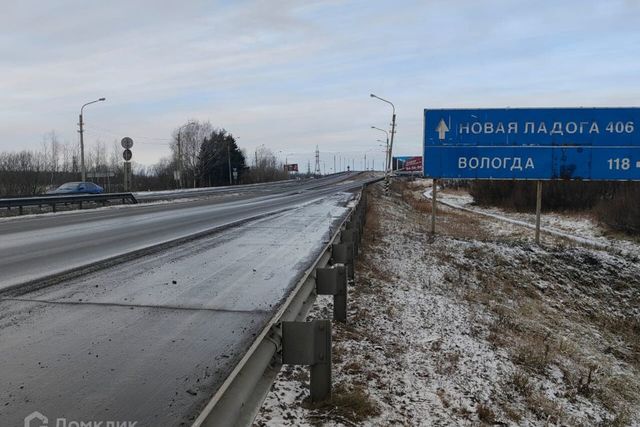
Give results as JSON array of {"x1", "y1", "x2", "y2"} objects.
[{"x1": 255, "y1": 181, "x2": 640, "y2": 426}]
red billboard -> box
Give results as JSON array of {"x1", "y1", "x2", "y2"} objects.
[
  {"x1": 404, "y1": 156, "x2": 423, "y2": 172},
  {"x1": 284, "y1": 164, "x2": 299, "y2": 172}
]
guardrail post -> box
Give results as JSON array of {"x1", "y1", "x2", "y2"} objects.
[
  {"x1": 316, "y1": 265, "x2": 347, "y2": 323},
  {"x1": 52, "y1": 203, "x2": 56, "y2": 213},
  {"x1": 331, "y1": 243, "x2": 354, "y2": 280},
  {"x1": 341, "y1": 228, "x2": 359, "y2": 257},
  {"x1": 282, "y1": 320, "x2": 332, "y2": 402},
  {"x1": 18, "y1": 206, "x2": 23, "y2": 215}
]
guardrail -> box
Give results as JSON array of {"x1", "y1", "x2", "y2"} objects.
[
  {"x1": 192, "y1": 182, "x2": 371, "y2": 427},
  {"x1": 0, "y1": 192, "x2": 138, "y2": 215}
]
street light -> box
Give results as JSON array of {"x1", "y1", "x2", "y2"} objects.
[
  {"x1": 78, "y1": 97, "x2": 106, "y2": 182},
  {"x1": 370, "y1": 94, "x2": 396, "y2": 174},
  {"x1": 371, "y1": 125, "x2": 389, "y2": 175}
]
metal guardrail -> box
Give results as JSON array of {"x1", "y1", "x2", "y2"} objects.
[
  {"x1": 0, "y1": 192, "x2": 138, "y2": 214},
  {"x1": 192, "y1": 183, "x2": 371, "y2": 427}
]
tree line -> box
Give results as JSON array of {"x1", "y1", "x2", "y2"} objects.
[{"x1": 0, "y1": 121, "x2": 291, "y2": 197}]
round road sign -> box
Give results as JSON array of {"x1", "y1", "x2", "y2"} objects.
[
  {"x1": 122, "y1": 149, "x2": 132, "y2": 161},
  {"x1": 121, "y1": 137, "x2": 134, "y2": 149}
]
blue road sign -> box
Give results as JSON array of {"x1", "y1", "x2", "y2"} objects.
[{"x1": 424, "y1": 108, "x2": 640, "y2": 180}]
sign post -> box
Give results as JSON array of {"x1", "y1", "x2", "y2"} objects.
[
  {"x1": 535, "y1": 181, "x2": 542, "y2": 244},
  {"x1": 431, "y1": 179, "x2": 437, "y2": 235},
  {"x1": 424, "y1": 107, "x2": 640, "y2": 243},
  {"x1": 121, "y1": 137, "x2": 134, "y2": 192}
]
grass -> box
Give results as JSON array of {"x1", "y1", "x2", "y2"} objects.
[
  {"x1": 303, "y1": 383, "x2": 381, "y2": 424},
  {"x1": 383, "y1": 180, "x2": 640, "y2": 424},
  {"x1": 476, "y1": 403, "x2": 496, "y2": 424}
]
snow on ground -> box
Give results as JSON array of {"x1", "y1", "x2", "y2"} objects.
[
  {"x1": 425, "y1": 180, "x2": 640, "y2": 256},
  {"x1": 255, "y1": 181, "x2": 640, "y2": 426}
]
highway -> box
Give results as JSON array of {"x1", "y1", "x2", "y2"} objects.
[
  {"x1": 0, "y1": 172, "x2": 375, "y2": 426},
  {"x1": 0, "y1": 173, "x2": 357, "y2": 292}
]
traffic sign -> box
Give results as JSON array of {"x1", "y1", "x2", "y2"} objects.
[
  {"x1": 424, "y1": 108, "x2": 640, "y2": 180},
  {"x1": 123, "y1": 149, "x2": 132, "y2": 161},
  {"x1": 121, "y1": 137, "x2": 134, "y2": 149}
]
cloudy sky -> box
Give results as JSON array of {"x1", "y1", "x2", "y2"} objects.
[{"x1": 2, "y1": 0, "x2": 639, "y2": 171}]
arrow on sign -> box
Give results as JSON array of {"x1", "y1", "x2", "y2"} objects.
[{"x1": 436, "y1": 119, "x2": 449, "y2": 140}]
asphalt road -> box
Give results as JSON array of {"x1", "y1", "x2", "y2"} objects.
[
  {"x1": 0, "y1": 173, "x2": 364, "y2": 292},
  {"x1": 0, "y1": 173, "x2": 374, "y2": 426}
]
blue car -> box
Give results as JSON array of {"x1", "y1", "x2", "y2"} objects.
[{"x1": 47, "y1": 182, "x2": 104, "y2": 195}]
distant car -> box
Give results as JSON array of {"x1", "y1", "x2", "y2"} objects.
[{"x1": 47, "y1": 182, "x2": 104, "y2": 195}]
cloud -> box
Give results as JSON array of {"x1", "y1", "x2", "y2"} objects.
[{"x1": 1, "y1": 0, "x2": 639, "y2": 168}]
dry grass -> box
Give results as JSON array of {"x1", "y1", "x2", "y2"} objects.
[
  {"x1": 476, "y1": 403, "x2": 496, "y2": 424},
  {"x1": 372, "y1": 180, "x2": 640, "y2": 424},
  {"x1": 303, "y1": 383, "x2": 381, "y2": 424}
]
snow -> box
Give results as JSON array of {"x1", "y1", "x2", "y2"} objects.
[
  {"x1": 423, "y1": 182, "x2": 640, "y2": 256},
  {"x1": 255, "y1": 180, "x2": 640, "y2": 426}
]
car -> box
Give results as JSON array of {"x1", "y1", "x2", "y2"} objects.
[{"x1": 46, "y1": 182, "x2": 104, "y2": 195}]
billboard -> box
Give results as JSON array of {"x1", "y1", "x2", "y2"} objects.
[
  {"x1": 403, "y1": 156, "x2": 423, "y2": 172},
  {"x1": 284, "y1": 164, "x2": 299, "y2": 172},
  {"x1": 392, "y1": 156, "x2": 422, "y2": 172},
  {"x1": 424, "y1": 108, "x2": 640, "y2": 180}
]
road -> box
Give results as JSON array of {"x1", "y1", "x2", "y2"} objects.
[
  {"x1": 0, "y1": 173, "x2": 375, "y2": 426},
  {"x1": 0, "y1": 173, "x2": 360, "y2": 292}
]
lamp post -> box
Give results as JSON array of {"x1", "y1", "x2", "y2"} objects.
[
  {"x1": 371, "y1": 126, "x2": 389, "y2": 176},
  {"x1": 376, "y1": 140, "x2": 387, "y2": 171},
  {"x1": 78, "y1": 97, "x2": 106, "y2": 182},
  {"x1": 370, "y1": 94, "x2": 396, "y2": 174},
  {"x1": 227, "y1": 138, "x2": 232, "y2": 185}
]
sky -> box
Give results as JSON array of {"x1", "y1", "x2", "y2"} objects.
[{"x1": 2, "y1": 0, "x2": 640, "y2": 172}]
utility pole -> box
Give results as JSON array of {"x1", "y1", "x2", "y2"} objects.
[
  {"x1": 78, "y1": 114, "x2": 85, "y2": 181},
  {"x1": 177, "y1": 131, "x2": 183, "y2": 188},
  {"x1": 314, "y1": 145, "x2": 321, "y2": 176},
  {"x1": 333, "y1": 155, "x2": 336, "y2": 174},
  {"x1": 78, "y1": 97, "x2": 106, "y2": 181},
  {"x1": 389, "y1": 112, "x2": 396, "y2": 172},
  {"x1": 228, "y1": 139, "x2": 232, "y2": 185}
]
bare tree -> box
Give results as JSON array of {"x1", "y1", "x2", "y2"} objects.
[
  {"x1": 170, "y1": 120, "x2": 213, "y2": 188},
  {"x1": 242, "y1": 145, "x2": 288, "y2": 184}
]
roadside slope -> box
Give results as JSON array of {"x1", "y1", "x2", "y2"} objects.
[{"x1": 255, "y1": 181, "x2": 640, "y2": 426}]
